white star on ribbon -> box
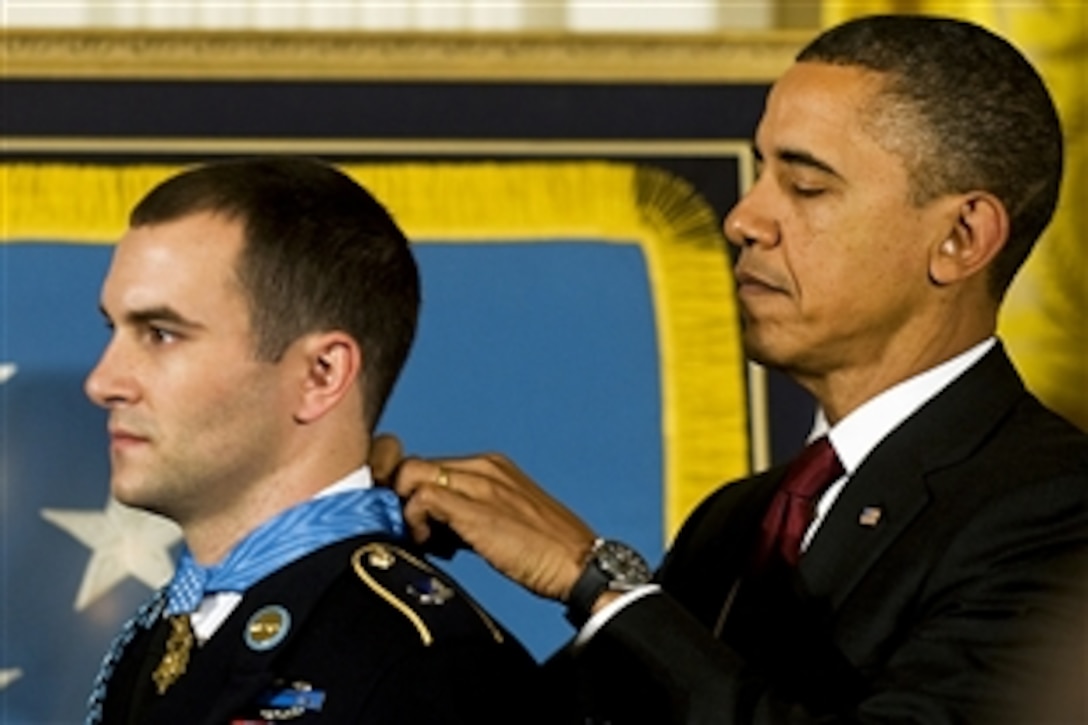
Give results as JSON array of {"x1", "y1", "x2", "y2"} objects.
[
  {"x1": 0, "y1": 668, "x2": 23, "y2": 690},
  {"x1": 42, "y1": 499, "x2": 182, "y2": 610},
  {"x1": 0, "y1": 362, "x2": 16, "y2": 384}
]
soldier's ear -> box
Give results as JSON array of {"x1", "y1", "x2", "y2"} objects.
[{"x1": 292, "y1": 332, "x2": 360, "y2": 425}]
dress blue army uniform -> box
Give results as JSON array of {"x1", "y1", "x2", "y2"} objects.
[{"x1": 93, "y1": 533, "x2": 546, "y2": 724}]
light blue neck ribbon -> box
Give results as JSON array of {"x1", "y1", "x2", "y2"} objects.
[{"x1": 166, "y1": 487, "x2": 404, "y2": 615}]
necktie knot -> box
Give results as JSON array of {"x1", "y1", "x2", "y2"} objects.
[
  {"x1": 166, "y1": 555, "x2": 208, "y2": 615},
  {"x1": 781, "y1": 436, "x2": 844, "y2": 500},
  {"x1": 752, "y1": 436, "x2": 844, "y2": 570}
]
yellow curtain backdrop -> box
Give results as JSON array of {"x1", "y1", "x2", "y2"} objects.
[{"x1": 824, "y1": 1, "x2": 1088, "y2": 432}]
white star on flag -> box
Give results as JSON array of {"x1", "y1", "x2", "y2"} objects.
[
  {"x1": 0, "y1": 362, "x2": 16, "y2": 384},
  {"x1": 41, "y1": 499, "x2": 182, "y2": 610},
  {"x1": 0, "y1": 669, "x2": 24, "y2": 690}
]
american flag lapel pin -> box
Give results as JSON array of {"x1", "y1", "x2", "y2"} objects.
[{"x1": 859, "y1": 507, "x2": 883, "y2": 527}]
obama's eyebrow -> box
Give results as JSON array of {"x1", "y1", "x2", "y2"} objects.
[{"x1": 753, "y1": 144, "x2": 845, "y2": 181}]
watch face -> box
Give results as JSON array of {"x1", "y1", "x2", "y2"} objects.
[{"x1": 596, "y1": 540, "x2": 652, "y2": 588}]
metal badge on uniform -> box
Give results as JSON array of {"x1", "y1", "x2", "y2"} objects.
[
  {"x1": 859, "y1": 507, "x2": 883, "y2": 527},
  {"x1": 367, "y1": 545, "x2": 396, "y2": 570},
  {"x1": 407, "y1": 576, "x2": 454, "y2": 605},
  {"x1": 254, "y1": 681, "x2": 326, "y2": 720},
  {"x1": 245, "y1": 605, "x2": 291, "y2": 651}
]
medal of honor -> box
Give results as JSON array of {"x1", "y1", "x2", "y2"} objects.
[{"x1": 152, "y1": 614, "x2": 194, "y2": 694}]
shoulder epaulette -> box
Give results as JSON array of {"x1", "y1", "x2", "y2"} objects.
[{"x1": 351, "y1": 542, "x2": 504, "y2": 646}]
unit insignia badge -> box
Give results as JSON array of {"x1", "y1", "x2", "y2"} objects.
[
  {"x1": 245, "y1": 605, "x2": 292, "y2": 652},
  {"x1": 407, "y1": 576, "x2": 455, "y2": 605}
]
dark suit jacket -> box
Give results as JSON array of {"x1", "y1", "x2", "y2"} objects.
[
  {"x1": 560, "y1": 344, "x2": 1088, "y2": 724},
  {"x1": 100, "y1": 534, "x2": 548, "y2": 724}
]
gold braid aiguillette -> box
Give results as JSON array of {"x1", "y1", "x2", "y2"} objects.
[{"x1": 152, "y1": 614, "x2": 194, "y2": 694}]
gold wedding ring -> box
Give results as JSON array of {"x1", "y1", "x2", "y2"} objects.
[{"x1": 434, "y1": 466, "x2": 451, "y2": 488}]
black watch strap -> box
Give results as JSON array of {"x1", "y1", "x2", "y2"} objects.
[{"x1": 564, "y1": 559, "x2": 610, "y2": 628}]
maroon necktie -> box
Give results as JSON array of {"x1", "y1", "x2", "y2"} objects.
[{"x1": 752, "y1": 437, "x2": 844, "y2": 570}]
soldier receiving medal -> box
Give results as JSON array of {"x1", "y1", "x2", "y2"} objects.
[{"x1": 84, "y1": 157, "x2": 549, "y2": 724}]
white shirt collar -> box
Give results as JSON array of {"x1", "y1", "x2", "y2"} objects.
[
  {"x1": 814, "y1": 338, "x2": 996, "y2": 474},
  {"x1": 315, "y1": 464, "x2": 374, "y2": 498}
]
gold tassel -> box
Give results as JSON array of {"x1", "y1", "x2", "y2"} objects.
[{"x1": 152, "y1": 614, "x2": 194, "y2": 695}]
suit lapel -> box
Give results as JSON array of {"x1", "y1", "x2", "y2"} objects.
[
  {"x1": 800, "y1": 437, "x2": 930, "y2": 607},
  {"x1": 800, "y1": 344, "x2": 1027, "y2": 608},
  {"x1": 659, "y1": 469, "x2": 783, "y2": 628}
]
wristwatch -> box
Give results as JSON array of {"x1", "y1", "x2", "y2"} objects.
[{"x1": 565, "y1": 538, "x2": 652, "y2": 627}]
